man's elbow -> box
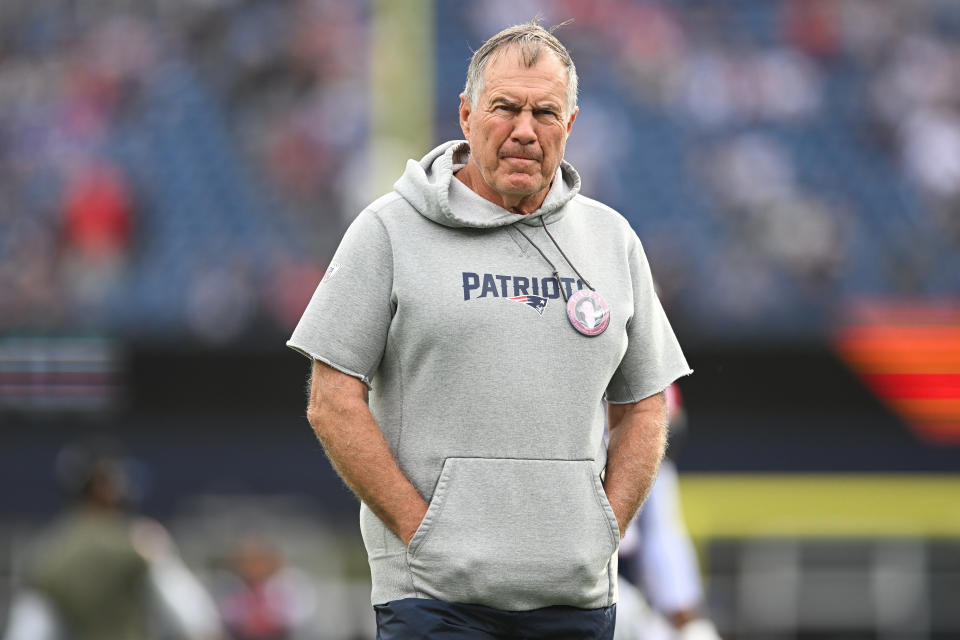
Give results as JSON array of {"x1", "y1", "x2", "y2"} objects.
[
  {"x1": 305, "y1": 361, "x2": 367, "y2": 441},
  {"x1": 306, "y1": 403, "x2": 325, "y2": 433},
  {"x1": 306, "y1": 393, "x2": 356, "y2": 443},
  {"x1": 307, "y1": 395, "x2": 342, "y2": 430}
]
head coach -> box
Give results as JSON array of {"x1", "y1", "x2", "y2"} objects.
[{"x1": 287, "y1": 20, "x2": 692, "y2": 639}]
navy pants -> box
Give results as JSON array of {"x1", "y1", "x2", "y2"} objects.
[{"x1": 374, "y1": 598, "x2": 616, "y2": 639}]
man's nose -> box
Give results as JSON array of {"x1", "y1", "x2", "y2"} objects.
[{"x1": 510, "y1": 111, "x2": 537, "y2": 145}]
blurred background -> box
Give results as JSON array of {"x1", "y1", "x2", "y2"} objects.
[{"x1": 1, "y1": 0, "x2": 959, "y2": 638}]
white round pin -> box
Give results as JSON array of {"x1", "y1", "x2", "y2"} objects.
[{"x1": 566, "y1": 290, "x2": 610, "y2": 336}]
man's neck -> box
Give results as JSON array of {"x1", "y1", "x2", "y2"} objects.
[{"x1": 454, "y1": 162, "x2": 550, "y2": 215}]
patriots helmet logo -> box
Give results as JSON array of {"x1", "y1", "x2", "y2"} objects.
[{"x1": 509, "y1": 295, "x2": 548, "y2": 315}]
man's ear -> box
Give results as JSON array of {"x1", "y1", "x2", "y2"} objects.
[
  {"x1": 566, "y1": 106, "x2": 579, "y2": 136},
  {"x1": 459, "y1": 93, "x2": 472, "y2": 140}
]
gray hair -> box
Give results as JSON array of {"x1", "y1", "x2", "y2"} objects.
[{"x1": 463, "y1": 20, "x2": 578, "y2": 117}]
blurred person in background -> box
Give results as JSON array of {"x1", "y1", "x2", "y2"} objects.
[
  {"x1": 61, "y1": 158, "x2": 137, "y2": 314},
  {"x1": 288, "y1": 20, "x2": 690, "y2": 639},
  {"x1": 615, "y1": 385, "x2": 721, "y2": 640},
  {"x1": 2, "y1": 440, "x2": 224, "y2": 640},
  {"x1": 212, "y1": 537, "x2": 317, "y2": 640}
]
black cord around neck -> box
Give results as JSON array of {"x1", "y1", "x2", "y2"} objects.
[
  {"x1": 512, "y1": 218, "x2": 595, "y2": 303},
  {"x1": 539, "y1": 217, "x2": 594, "y2": 291}
]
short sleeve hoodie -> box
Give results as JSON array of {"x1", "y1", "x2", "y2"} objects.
[{"x1": 288, "y1": 140, "x2": 692, "y2": 611}]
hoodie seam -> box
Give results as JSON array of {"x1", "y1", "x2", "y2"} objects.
[
  {"x1": 370, "y1": 210, "x2": 402, "y2": 457},
  {"x1": 621, "y1": 244, "x2": 644, "y2": 402},
  {"x1": 608, "y1": 559, "x2": 616, "y2": 605},
  {"x1": 610, "y1": 244, "x2": 642, "y2": 403},
  {"x1": 365, "y1": 191, "x2": 405, "y2": 214},
  {"x1": 371, "y1": 210, "x2": 418, "y2": 597},
  {"x1": 368, "y1": 210, "x2": 402, "y2": 555},
  {"x1": 387, "y1": 335, "x2": 406, "y2": 462},
  {"x1": 368, "y1": 209, "x2": 398, "y2": 309},
  {"x1": 505, "y1": 227, "x2": 531, "y2": 255},
  {"x1": 569, "y1": 194, "x2": 633, "y2": 226},
  {"x1": 387, "y1": 332, "x2": 406, "y2": 560}
]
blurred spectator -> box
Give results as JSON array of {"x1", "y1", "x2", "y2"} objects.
[
  {"x1": 62, "y1": 161, "x2": 134, "y2": 261},
  {"x1": 212, "y1": 538, "x2": 318, "y2": 640},
  {"x1": 2, "y1": 439, "x2": 224, "y2": 640},
  {"x1": 782, "y1": 0, "x2": 840, "y2": 60},
  {"x1": 61, "y1": 159, "x2": 135, "y2": 312}
]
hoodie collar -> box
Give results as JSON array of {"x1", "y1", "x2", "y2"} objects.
[{"x1": 394, "y1": 140, "x2": 581, "y2": 229}]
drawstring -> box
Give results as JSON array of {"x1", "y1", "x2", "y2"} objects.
[
  {"x1": 513, "y1": 216, "x2": 611, "y2": 337},
  {"x1": 512, "y1": 217, "x2": 595, "y2": 302},
  {"x1": 539, "y1": 217, "x2": 595, "y2": 291}
]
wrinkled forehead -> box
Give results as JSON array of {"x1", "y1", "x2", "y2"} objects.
[{"x1": 480, "y1": 45, "x2": 570, "y2": 101}]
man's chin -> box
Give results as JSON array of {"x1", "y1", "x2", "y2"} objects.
[{"x1": 496, "y1": 178, "x2": 547, "y2": 198}]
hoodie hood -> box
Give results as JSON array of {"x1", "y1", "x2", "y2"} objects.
[{"x1": 394, "y1": 140, "x2": 581, "y2": 229}]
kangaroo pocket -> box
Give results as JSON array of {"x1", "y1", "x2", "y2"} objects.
[{"x1": 405, "y1": 457, "x2": 620, "y2": 611}]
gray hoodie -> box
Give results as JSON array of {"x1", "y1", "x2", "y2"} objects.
[{"x1": 288, "y1": 140, "x2": 691, "y2": 611}]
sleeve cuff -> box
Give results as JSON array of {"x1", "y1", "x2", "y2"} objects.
[{"x1": 285, "y1": 341, "x2": 372, "y2": 388}]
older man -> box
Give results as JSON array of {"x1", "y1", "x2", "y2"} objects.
[{"x1": 288, "y1": 21, "x2": 691, "y2": 639}]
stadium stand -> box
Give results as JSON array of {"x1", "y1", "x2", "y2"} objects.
[{"x1": 1, "y1": 0, "x2": 958, "y2": 343}]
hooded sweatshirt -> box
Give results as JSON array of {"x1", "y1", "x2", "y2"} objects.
[{"x1": 288, "y1": 140, "x2": 692, "y2": 611}]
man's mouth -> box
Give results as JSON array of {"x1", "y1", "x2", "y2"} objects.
[
  {"x1": 501, "y1": 155, "x2": 540, "y2": 164},
  {"x1": 500, "y1": 148, "x2": 541, "y2": 162}
]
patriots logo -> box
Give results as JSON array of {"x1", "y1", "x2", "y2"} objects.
[{"x1": 509, "y1": 295, "x2": 548, "y2": 315}]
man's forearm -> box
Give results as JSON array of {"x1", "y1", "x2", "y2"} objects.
[
  {"x1": 604, "y1": 392, "x2": 668, "y2": 537},
  {"x1": 307, "y1": 361, "x2": 428, "y2": 544}
]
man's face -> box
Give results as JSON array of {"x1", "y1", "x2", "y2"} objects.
[{"x1": 459, "y1": 47, "x2": 577, "y2": 209}]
